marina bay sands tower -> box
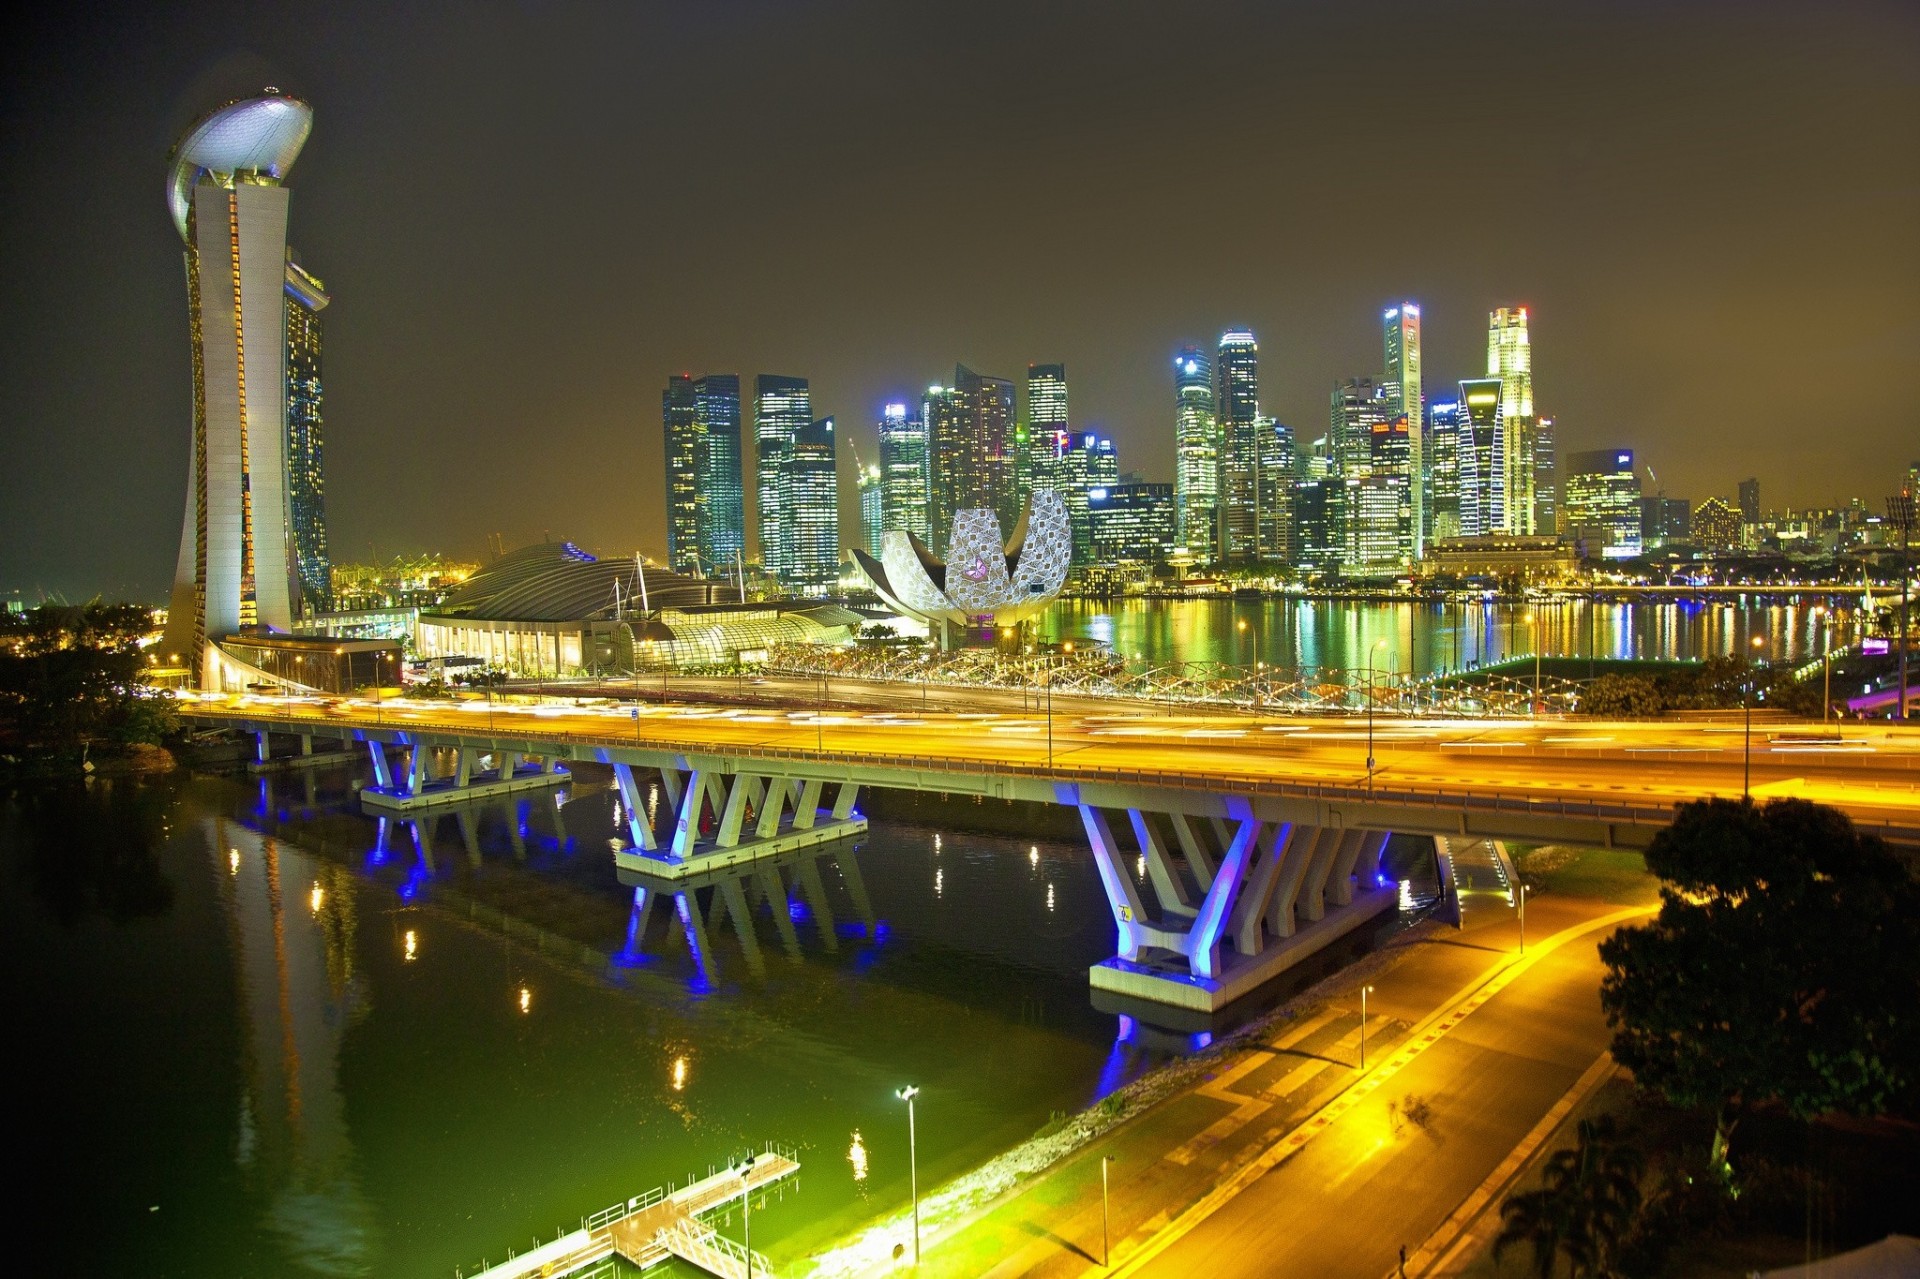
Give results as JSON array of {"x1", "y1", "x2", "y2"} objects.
[{"x1": 159, "y1": 90, "x2": 321, "y2": 684}]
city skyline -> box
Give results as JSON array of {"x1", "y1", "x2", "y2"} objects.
[{"x1": 1, "y1": 1, "x2": 1916, "y2": 599}]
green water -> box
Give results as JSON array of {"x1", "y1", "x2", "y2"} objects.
[{"x1": 7, "y1": 766, "x2": 1161, "y2": 1276}]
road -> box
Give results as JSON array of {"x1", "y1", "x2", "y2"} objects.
[
  {"x1": 181, "y1": 687, "x2": 1920, "y2": 841},
  {"x1": 1123, "y1": 902, "x2": 1630, "y2": 1279}
]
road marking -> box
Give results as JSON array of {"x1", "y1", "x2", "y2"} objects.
[{"x1": 1106, "y1": 904, "x2": 1655, "y2": 1279}]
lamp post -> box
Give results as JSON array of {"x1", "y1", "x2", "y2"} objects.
[
  {"x1": 1101, "y1": 1153, "x2": 1114, "y2": 1267},
  {"x1": 1359, "y1": 984, "x2": 1374, "y2": 1070},
  {"x1": 374, "y1": 651, "x2": 390, "y2": 725},
  {"x1": 1888, "y1": 494, "x2": 1914, "y2": 723},
  {"x1": 736, "y1": 1154, "x2": 757, "y2": 1278},
  {"x1": 1744, "y1": 633, "x2": 1765, "y2": 800},
  {"x1": 1813, "y1": 605, "x2": 1834, "y2": 732},
  {"x1": 896, "y1": 1085, "x2": 920, "y2": 1266},
  {"x1": 1366, "y1": 638, "x2": 1388, "y2": 792},
  {"x1": 1518, "y1": 882, "x2": 1529, "y2": 955},
  {"x1": 1524, "y1": 612, "x2": 1541, "y2": 714}
]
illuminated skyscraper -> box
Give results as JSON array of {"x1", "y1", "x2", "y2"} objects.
[
  {"x1": 1487, "y1": 308, "x2": 1537, "y2": 534},
  {"x1": 1215, "y1": 329, "x2": 1261, "y2": 563},
  {"x1": 877, "y1": 402, "x2": 928, "y2": 542},
  {"x1": 1024, "y1": 363, "x2": 1069, "y2": 503},
  {"x1": 755, "y1": 374, "x2": 811, "y2": 577},
  {"x1": 284, "y1": 254, "x2": 329, "y2": 615},
  {"x1": 1383, "y1": 303, "x2": 1424, "y2": 555},
  {"x1": 786, "y1": 417, "x2": 841, "y2": 593},
  {"x1": 695, "y1": 374, "x2": 744, "y2": 570},
  {"x1": 1329, "y1": 377, "x2": 1392, "y2": 479},
  {"x1": 161, "y1": 90, "x2": 316, "y2": 682},
  {"x1": 1563, "y1": 449, "x2": 1643, "y2": 559},
  {"x1": 1089, "y1": 482, "x2": 1176, "y2": 564},
  {"x1": 1173, "y1": 346, "x2": 1218, "y2": 561},
  {"x1": 1457, "y1": 377, "x2": 1506, "y2": 537},
  {"x1": 1055, "y1": 431, "x2": 1117, "y2": 565},
  {"x1": 662, "y1": 375, "x2": 701, "y2": 572},
  {"x1": 926, "y1": 365, "x2": 1016, "y2": 545},
  {"x1": 1738, "y1": 477, "x2": 1760, "y2": 525},
  {"x1": 859, "y1": 464, "x2": 885, "y2": 558},
  {"x1": 1533, "y1": 415, "x2": 1558, "y2": 535},
  {"x1": 1426, "y1": 400, "x2": 1464, "y2": 541},
  {"x1": 1256, "y1": 419, "x2": 1296, "y2": 565}
]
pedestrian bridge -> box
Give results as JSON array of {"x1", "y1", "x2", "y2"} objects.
[{"x1": 180, "y1": 694, "x2": 1920, "y2": 1010}]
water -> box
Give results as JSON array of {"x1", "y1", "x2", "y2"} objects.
[
  {"x1": 1037, "y1": 596, "x2": 1840, "y2": 672},
  {"x1": 7, "y1": 766, "x2": 1167, "y2": 1277}
]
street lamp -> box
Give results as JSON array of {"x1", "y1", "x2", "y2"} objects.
[
  {"x1": 1101, "y1": 1153, "x2": 1114, "y2": 1267},
  {"x1": 1812, "y1": 605, "x2": 1835, "y2": 732},
  {"x1": 1523, "y1": 612, "x2": 1541, "y2": 714},
  {"x1": 1888, "y1": 494, "x2": 1914, "y2": 723},
  {"x1": 896, "y1": 1085, "x2": 921, "y2": 1266},
  {"x1": 1744, "y1": 633, "x2": 1765, "y2": 800},
  {"x1": 735, "y1": 1153, "x2": 758, "y2": 1279},
  {"x1": 1517, "y1": 882, "x2": 1529, "y2": 955},
  {"x1": 1365, "y1": 639, "x2": 1388, "y2": 791},
  {"x1": 1359, "y1": 984, "x2": 1374, "y2": 1070}
]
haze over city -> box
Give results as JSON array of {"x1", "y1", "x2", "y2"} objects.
[{"x1": 1, "y1": 0, "x2": 1916, "y2": 600}]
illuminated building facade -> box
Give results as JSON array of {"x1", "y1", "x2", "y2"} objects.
[
  {"x1": 161, "y1": 90, "x2": 317, "y2": 683},
  {"x1": 284, "y1": 254, "x2": 329, "y2": 615},
  {"x1": 859, "y1": 465, "x2": 884, "y2": 558},
  {"x1": 1691, "y1": 496, "x2": 1741, "y2": 549},
  {"x1": 695, "y1": 374, "x2": 744, "y2": 570},
  {"x1": 1487, "y1": 307, "x2": 1537, "y2": 534},
  {"x1": 1053, "y1": 431, "x2": 1117, "y2": 566},
  {"x1": 926, "y1": 365, "x2": 1016, "y2": 546},
  {"x1": 1562, "y1": 449, "x2": 1643, "y2": 559},
  {"x1": 662, "y1": 374, "x2": 701, "y2": 572},
  {"x1": 1215, "y1": 329, "x2": 1261, "y2": 564},
  {"x1": 754, "y1": 374, "x2": 811, "y2": 577},
  {"x1": 1383, "y1": 303, "x2": 1425, "y2": 556},
  {"x1": 786, "y1": 417, "x2": 840, "y2": 592},
  {"x1": 1256, "y1": 419, "x2": 1296, "y2": 565},
  {"x1": 1354, "y1": 417, "x2": 1412, "y2": 573},
  {"x1": 1738, "y1": 477, "x2": 1761, "y2": 525},
  {"x1": 1533, "y1": 415, "x2": 1558, "y2": 535},
  {"x1": 1456, "y1": 377, "x2": 1506, "y2": 537},
  {"x1": 1329, "y1": 376, "x2": 1392, "y2": 478},
  {"x1": 1426, "y1": 400, "x2": 1463, "y2": 541},
  {"x1": 1089, "y1": 481, "x2": 1176, "y2": 564},
  {"x1": 1024, "y1": 363, "x2": 1069, "y2": 504},
  {"x1": 877, "y1": 402, "x2": 928, "y2": 542},
  {"x1": 1173, "y1": 345, "x2": 1218, "y2": 561},
  {"x1": 1292, "y1": 478, "x2": 1344, "y2": 579}
]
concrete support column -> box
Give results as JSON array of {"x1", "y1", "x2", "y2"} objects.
[
  {"x1": 754, "y1": 778, "x2": 789, "y2": 838},
  {"x1": 1079, "y1": 806, "x2": 1150, "y2": 962},
  {"x1": 671, "y1": 769, "x2": 709, "y2": 860},
  {"x1": 1229, "y1": 823, "x2": 1294, "y2": 956},
  {"x1": 1328, "y1": 831, "x2": 1388, "y2": 907},
  {"x1": 1190, "y1": 818, "x2": 1261, "y2": 980},
  {"x1": 613, "y1": 762, "x2": 657, "y2": 850},
  {"x1": 1269, "y1": 826, "x2": 1336, "y2": 939},
  {"x1": 405, "y1": 743, "x2": 428, "y2": 795},
  {"x1": 367, "y1": 739, "x2": 393, "y2": 789},
  {"x1": 255, "y1": 731, "x2": 271, "y2": 764},
  {"x1": 831, "y1": 782, "x2": 861, "y2": 820},
  {"x1": 1167, "y1": 812, "x2": 1217, "y2": 890},
  {"x1": 299, "y1": 734, "x2": 313, "y2": 756},
  {"x1": 715, "y1": 773, "x2": 753, "y2": 848},
  {"x1": 1129, "y1": 809, "x2": 1197, "y2": 919},
  {"x1": 455, "y1": 748, "x2": 474, "y2": 788},
  {"x1": 791, "y1": 778, "x2": 825, "y2": 830}
]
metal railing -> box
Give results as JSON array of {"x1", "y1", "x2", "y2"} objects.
[{"x1": 660, "y1": 1219, "x2": 775, "y2": 1279}]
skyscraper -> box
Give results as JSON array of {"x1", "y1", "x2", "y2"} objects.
[
  {"x1": 1089, "y1": 482, "x2": 1176, "y2": 564},
  {"x1": 1562, "y1": 449, "x2": 1642, "y2": 559},
  {"x1": 1738, "y1": 477, "x2": 1761, "y2": 525},
  {"x1": 1055, "y1": 431, "x2": 1117, "y2": 565},
  {"x1": 1025, "y1": 363, "x2": 1069, "y2": 504},
  {"x1": 1426, "y1": 400, "x2": 1463, "y2": 542},
  {"x1": 755, "y1": 375, "x2": 811, "y2": 577},
  {"x1": 787, "y1": 417, "x2": 840, "y2": 592},
  {"x1": 1329, "y1": 377, "x2": 1393, "y2": 479},
  {"x1": 859, "y1": 465, "x2": 885, "y2": 558},
  {"x1": 1256, "y1": 419, "x2": 1296, "y2": 565},
  {"x1": 161, "y1": 90, "x2": 316, "y2": 682},
  {"x1": 1487, "y1": 307, "x2": 1536, "y2": 534},
  {"x1": 662, "y1": 374, "x2": 701, "y2": 572},
  {"x1": 1532, "y1": 415, "x2": 1558, "y2": 535},
  {"x1": 1215, "y1": 329, "x2": 1261, "y2": 563},
  {"x1": 1383, "y1": 303, "x2": 1425, "y2": 556},
  {"x1": 877, "y1": 402, "x2": 929, "y2": 542},
  {"x1": 1457, "y1": 377, "x2": 1506, "y2": 537},
  {"x1": 1173, "y1": 346, "x2": 1218, "y2": 562},
  {"x1": 926, "y1": 365, "x2": 1016, "y2": 546},
  {"x1": 284, "y1": 253, "x2": 329, "y2": 616},
  {"x1": 695, "y1": 374, "x2": 744, "y2": 571}
]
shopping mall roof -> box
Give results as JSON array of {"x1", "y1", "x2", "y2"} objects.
[{"x1": 428, "y1": 543, "x2": 712, "y2": 623}]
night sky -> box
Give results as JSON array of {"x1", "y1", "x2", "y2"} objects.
[{"x1": 2, "y1": 0, "x2": 1916, "y2": 601}]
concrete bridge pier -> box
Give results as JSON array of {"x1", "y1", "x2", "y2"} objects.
[
  {"x1": 1082, "y1": 803, "x2": 1403, "y2": 1013},
  {"x1": 609, "y1": 755, "x2": 868, "y2": 880},
  {"x1": 359, "y1": 739, "x2": 568, "y2": 813}
]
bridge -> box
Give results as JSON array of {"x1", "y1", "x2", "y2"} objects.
[{"x1": 180, "y1": 690, "x2": 1920, "y2": 1011}]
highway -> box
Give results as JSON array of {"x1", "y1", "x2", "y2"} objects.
[{"x1": 179, "y1": 686, "x2": 1920, "y2": 841}]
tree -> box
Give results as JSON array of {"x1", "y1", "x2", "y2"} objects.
[
  {"x1": 0, "y1": 603, "x2": 174, "y2": 766},
  {"x1": 1493, "y1": 1115, "x2": 1645, "y2": 1278},
  {"x1": 1599, "y1": 798, "x2": 1920, "y2": 1176},
  {"x1": 1578, "y1": 674, "x2": 1663, "y2": 718}
]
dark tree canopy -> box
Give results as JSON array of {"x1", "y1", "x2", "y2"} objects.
[
  {"x1": 1600, "y1": 798, "x2": 1920, "y2": 1135},
  {"x1": 0, "y1": 603, "x2": 175, "y2": 766}
]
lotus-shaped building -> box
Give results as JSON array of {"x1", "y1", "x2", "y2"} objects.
[{"x1": 852, "y1": 490, "x2": 1072, "y2": 637}]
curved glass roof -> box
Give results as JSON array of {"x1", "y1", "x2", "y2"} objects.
[{"x1": 166, "y1": 91, "x2": 313, "y2": 241}]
